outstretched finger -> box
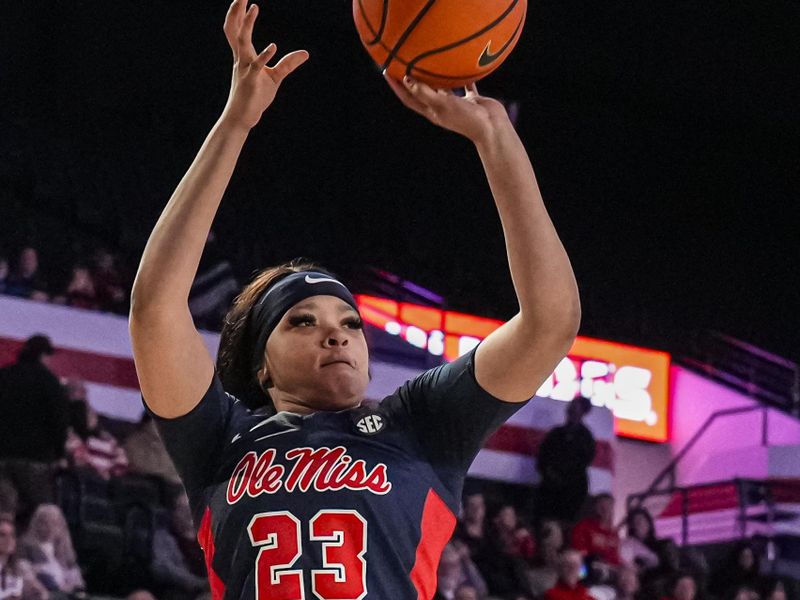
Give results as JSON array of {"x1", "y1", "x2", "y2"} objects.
[
  {"x1": 384, "y1": 73, "x2": 429, "y2": 115},
  {"x1": 270, "y1": 50, "x2": 310, "y2": 82},
  {"x1": 465, "y1": 82, "x2": 479, "y2": 97},
  {"x1": 223, "y1": 0, "x2": 247, "y2": 58},
  {"x1": 257, "y1": 42, "x2": 278, "y2": 66},
  {"x1": 236, "y1": 3, "x2": 260, "y2": 62}
]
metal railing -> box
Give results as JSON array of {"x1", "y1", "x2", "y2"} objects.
[{"x1": 629, "y1": 404, "x2": 770, "y2": 509}]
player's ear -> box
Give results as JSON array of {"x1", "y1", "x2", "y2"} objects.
[{"x1": 257, "y1": 364, "x2": 273, "y2": 389}]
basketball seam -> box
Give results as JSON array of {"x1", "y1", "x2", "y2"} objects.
[
  {"x1": 381, "y1": 0, "x2": 438, "y2": 72},
  {"x1": 406, "y1": 0, "x2": 523, "y2": 76},
  {"x1": 356, "y1": 0, "x2": 390, "y2": 46}
]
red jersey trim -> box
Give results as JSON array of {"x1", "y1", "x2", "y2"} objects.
[
  {"x1": 410, "y1": 489, "x2": 457, "y2": 600},
  {"x1": 198, "y1": 506, "x2": 227, "y2": 600}
]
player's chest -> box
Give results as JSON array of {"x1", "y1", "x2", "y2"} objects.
[{"x1": 213, "y1": 408, "x2": 429, "y2": 507}]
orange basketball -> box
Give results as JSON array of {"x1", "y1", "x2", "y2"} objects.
[{"x1": 353, "y1": 0, "x2": 527, "y2": 89}]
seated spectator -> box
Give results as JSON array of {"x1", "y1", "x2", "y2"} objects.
[
  {"x1": 473, "y1": 506, "x2": 535, "y2": 598},
  {"x1": 56, "y1": 265, "x2": 99, "y2": 310},
  {"x1": 0, "y1": 335, "x2": 69, "y2": 522},
  {"x1": 641, "y1": 539, "x2": 684, "y2": 598},
  {"x1": 436, "y1": 540, "x2": 488, "y2": 600},
  {"x1": 544, "y1": 549, "x2": 594, "y2": 600},
  {"x1": 615, "y1": 564, "x2": 642, "y2": 600},
  {"x1": 452, "y1": 584, "x2": 479, "y2": 600},
  {"x1": 0, "y1": 515, "x2": 49, "y2": 600},
  {"x1": 620, "y1": 507, "x2": 660, "y2": 572},
  {"x1": 710, "y1": 541, "x2": 764, "y2": 598},
  {"x1": 455, "y1": 492, "x2": 487, "y2": 558},
  {"x1": 66, "y1": 400, "x2": 128, "y2": 480},
  {"x1": 728, "y1": 586, "x2": 760, "y2": 600},
  {"x1": 491, "y1": 505, "x2": 535, "y2": 563},
  {"x1": 762, "y1": 579, "x2": 790, "y2": 600},
  {"x1": 90, "y1": 249, "x2": 127, "y2": 313},
  {"x1": 123, "y1": 414, "x2": 181, "y2": 486},
  {"x1": 151, "y1": 490, "x2": 208, "y2": 600},
  {"x1": 18, "y1": 505, "x2": 84, "y2": 596},
  {"x1": 127, "y1": 591, "x2": 158, "y2": 600},
  {"x1": 661, "y1": 573, "x2": 698, "y2": 600},
  {"x1": 572, "y1": 493, "x2": 621, "y2": 582},
  {"x1": 528, "y1": 520, "x2": 563, "y2": 597},
  {"x1": 5, "y1": 247, "x2": 48, "y2": 301}
]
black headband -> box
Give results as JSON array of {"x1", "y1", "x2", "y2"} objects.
[{"x1": 249, "y1": 271, "x2": 359, "y2": 374}]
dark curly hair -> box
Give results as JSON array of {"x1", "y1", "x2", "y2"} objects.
[{"x1": 216, "y1": 259, "x2": 337, "y2": 411}]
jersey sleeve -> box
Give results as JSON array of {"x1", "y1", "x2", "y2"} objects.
[
  {"x1": 144, "y1": 372, "x2": 240, "y2": 503},
  {"x1": 381, "y1": 346, "x2": 528, "y2": 496}
]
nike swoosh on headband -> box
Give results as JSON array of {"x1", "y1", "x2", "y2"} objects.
[{"x1": 305, "y1": 275, "x2": 346, "y2": 287}]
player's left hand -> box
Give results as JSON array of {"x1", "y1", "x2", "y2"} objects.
[{"x1": 384, "y1": 74, "x2": 512, "y2": 146}]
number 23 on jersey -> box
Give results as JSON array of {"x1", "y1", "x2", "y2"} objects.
[{"x1": 247, "y1": 510, "x2": 368, "y2": 600}]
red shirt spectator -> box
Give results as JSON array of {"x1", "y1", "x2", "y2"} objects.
[
  {"x1": 572, "y1": 493, "x2": 621, "y2": 565},
  {"x1": 545, "y1": 550, "x2": 594, "y2": 600}
]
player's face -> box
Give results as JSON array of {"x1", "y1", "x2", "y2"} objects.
[{"x1": 264, "y1": 295, "x2": 369, "y2": 412}]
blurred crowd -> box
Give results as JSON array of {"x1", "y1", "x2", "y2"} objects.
[
  {"x1": 0, "y1": 234, "x2": 237, "y2": 331},
  {"x1": 1, "y1": 276, "x2": 799, "y2": 600}
]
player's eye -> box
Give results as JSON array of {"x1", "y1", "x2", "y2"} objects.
[
  {"x1": 288, "y1": 314, "x2": 316, "y2": 327},
  {"x1": 344, "y1": 317, "x2": 363, "y2": 330}
]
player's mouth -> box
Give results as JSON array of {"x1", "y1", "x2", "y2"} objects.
[{"x1": 321, "y1": 359, "x2": 353, "y2": 368}]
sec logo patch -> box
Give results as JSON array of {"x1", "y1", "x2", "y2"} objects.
[{"x1": 356, "y1": 414, "x2": 385, "y2": 435}]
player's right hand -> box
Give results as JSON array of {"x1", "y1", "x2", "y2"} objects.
[{"x1": 221, "y1": 0, "x2": 309, "y2": 131}]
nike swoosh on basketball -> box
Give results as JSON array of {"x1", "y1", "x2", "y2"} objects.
[
  {"x1": 477, "y1": 19, "x2": 523, "y2": 68},
  {"x1": 478, "y1": 40, "x2": 506, "y2": 67},
  {"x1": 305, "y1": 275, "x2": 344, "y2": 286}
]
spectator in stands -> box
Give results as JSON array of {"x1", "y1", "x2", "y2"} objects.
[
  {"x1": 620, "y1": 507, "x2": 660, "y2": 572},
  {"x1": 54, "y1": 265, "x2": 99, "y2": 310},
  {"x1": 616, "y1": 564, "x2": 642, "y2": 600},
  {"x1": 661, "y1": 573, "x2": 698, "y2": 600},
  {"x1": 728, "y1": 586, "x2": 760, "y2": 600},
  {"x1": 528, "y1": 519, "x2": 564, "y2": 597},
  {"x1": 455, "y1": 492, "x2": 487, "y2": 558},
  {"x1": 572, "y1": 493, "x2": 621, "y2": 582},
  {"x1": 710, "y1": 541, "x2": 764, "y2": 598},
  {"x1": 5, "y1": 248, "x2": 48, "y2": 301},
  {"x1": 435, "y1": 540, "x2": 488, "y2": 600},
  {"x1": 537, "y1": 396, "x2": 596, "y2": 522},
  {"x1": 123, "y1": 413, "x2": 181, "y2": 485},
  {"x1": 151, "y1": 490, "x2": 208, "y2": 600},
  {"x1": 0, "y1": 256, "x2": 9, "y2": 295},
  {"x1": 544, "y1": 549, "x2": 594, "y2": 600},
  {"x1": 474, "y1": 505, "x2": 535, "y2": 598},
  {"x1": 65, "y1": 399, "x2": 128, "y2": 480},
  {"x1": 490, "y1": 505, "x2": 536, "y2": 563},
  {"x1": 641, "y1": 539, "x2": 683, "y2": 598},
  {"x1": 91, "y1": 249, "x2": 127, "y2": 313},
  {"x1": 452, "y1": 585, "x2": 479, "y2": 600},
  {"x1": 188, "y1": 231, "x2": 238, "y2": 331},
  {"x1": 19, "y1": 505, "x2": 84, "y2": 596},
  {"x1": 127, "y1": 591, "x2": 158, "y2": 600},
  {"x1": 0, "y1": 335, "x2": 69, "y2": 521},
  {"x1": 762, "y1": 579, "x2": 790, "y2": 600},
  {"x1": 0, "y1": 515, "x2": 49, "y2": 600}
]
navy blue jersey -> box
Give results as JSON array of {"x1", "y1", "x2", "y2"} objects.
[{"x1": 149, "y1": 348, "x2": 525, "y2": 600}]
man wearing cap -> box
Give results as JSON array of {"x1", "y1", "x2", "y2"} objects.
[{"x1": 0, "y1": 335, "x2": 70, "y2": 522}]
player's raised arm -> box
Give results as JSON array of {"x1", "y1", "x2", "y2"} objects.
[
  {"x1": 129, "y1": 0, "x2": 309, "y2": 418},
  {"x1": 385, "y1": 76, "x2": 581, "y2": 402}
]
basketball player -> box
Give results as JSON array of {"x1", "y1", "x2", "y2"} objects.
[{"x1": 128, "y1": 1, "x2": 580, "y2": 599}]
